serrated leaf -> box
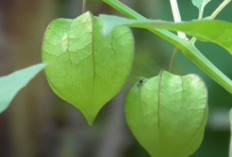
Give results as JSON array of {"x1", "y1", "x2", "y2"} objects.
[
  {"x1": 42, "y1": 12, "x2": 134, "y2": 125},
  {"x1": 192, "y1": 0, "x2": 212, "y2": 10},
  {"x1": 126, "y1": 71, "x2": 208, "y2": 157},
  {"x1": 0, "y1": 63, "x2": 45, "y2": 113}
]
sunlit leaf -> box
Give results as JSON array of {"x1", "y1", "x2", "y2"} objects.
[
  {"x1": 0, "y1": 63, "x2": 45, "y2": 113},
  {"x1": 42, "y1": 12, "x2": 134, "y2": 125},
  {"x1": 126, "y1": 71, "x2": 208, "y2": 157}
]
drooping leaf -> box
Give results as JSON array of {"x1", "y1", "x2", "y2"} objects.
[
  {"x1": 99, "y1": 1, "x2": 232, "y2": 96},
  {"x1": 191, "y1": 0, "x2": 212, "y2": 10},
  {"x1": 126, "y1": 71, "x2": 208, "y2": 157},
  {"x1": 99, "y1": 14, "x2": 232, "y2": 94},
  {"x1": 0, "y1": 63, "x2": 45, "y2": 113},
  {"x1": 42, "y1": 12, "x2": 134, "y2": 125},
  {"x1": 100, "y1": 15, "x2": 232, "y2": 56}
]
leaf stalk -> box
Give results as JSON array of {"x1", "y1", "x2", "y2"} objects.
[
  {"x1": 82, "y1": 0, "x2": 87, "y2": 13},
  {"x1": 169, "y1": 0, "x2": 187, "y2": 40},
  {"x1": 101, "y1": 0, "x2": 232, "y2": 94},
  {"x1": 210, "y1": 0, "x2": 231, "y2": 20}
]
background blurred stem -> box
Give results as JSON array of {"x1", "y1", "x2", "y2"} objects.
[
  {"x1": 83, "y1": 0, "x2": 87, "y2": 13},
  {"x1": 210, "y1": 0, "x2": 231, "y2": 19},
  {"x1": 169, "y1": 47, "x2": 178, "y2": 72}
]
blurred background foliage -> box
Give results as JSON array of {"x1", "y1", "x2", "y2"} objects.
[{"x1": 0, "y1": 0, "x2": 232, "y2": 157}]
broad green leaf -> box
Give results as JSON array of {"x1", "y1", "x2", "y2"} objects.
[
  {"x1": 126, "y1": 71, "x2": 208, "y2": 157},
  {"x1": 99, "y1": 14, "x2": 232, "y2": 95},
  {"x1": 42, "y1": 12, "x2": 134, "y2": 125},
  {"x1": 100, "y1": 15, "x2": 232, "y2": 56},
  {"x1": 0, "y1": 63, "x2": 45, "y2": 113},
  {"x1": 162, "y1": 20, "x2": 232, "y2": 54},
  {"x1": 192, "y1": 0, "x2": 211, "y2": 10}
]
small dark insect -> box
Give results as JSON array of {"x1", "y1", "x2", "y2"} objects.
[{"x1": 137, "y1": 77, "x2": 147, "y2": 87}]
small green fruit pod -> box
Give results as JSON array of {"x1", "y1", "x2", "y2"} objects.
[
  {"x1": 42, "y1": 12, "x2": 134, "y2": 125},
  {"x1": 126, "y1": 71, "x2": 208, "y2": 157}
]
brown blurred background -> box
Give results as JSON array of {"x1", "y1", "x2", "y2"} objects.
[{"x1": 0, "y1": 0, "x2": 232, "y2": 157}]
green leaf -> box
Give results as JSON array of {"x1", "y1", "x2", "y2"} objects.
[
  {"x1": 192, "y1": 0, "x2": 211, "y2": 10},
  {"x1": 126, "y1": 71, "x2": 208, "y2": 157},
  {"x1": 100, "y1": 15, "x2": 232, "y2": 56},
  {"x1": 42, "y1": 12, "x2": 134, "y2": 125},
  {"x1": 99, "y1": 14, "x2": 232, "y2": 94},
  {"x1": 162, "y1": 20, "x2": 232, "y2": 55},
  {"x1": 0, "y1": 63, "x2": 45, "y2": 113}
]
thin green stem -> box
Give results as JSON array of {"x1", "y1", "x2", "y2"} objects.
[
  {"x1": 191, "y1": 0, "x2": 231, "y2": 45},
  {"x1": 82, "y1": 0, "x2": 87, "y2": 13},
  {"x1": 169, "y1": 0, "x2": 181, "y2": 22},
  {"x1": 210, "y1": 0, "x2": 231, "y2": 20},
  {"x1": 102, "y1": 0, "x2": 145, "y2": 19},
  {"x1": 101, "y1": 0, "x2": 232, "y2": 94},
  {"x1": 169, "y1": 47, "x2": 178, "y2": 72},
  {"x1": 169, "y1": 0, "x2": 185, "y2": 72},
  {"x1": 198, "y1": 7, "x2": 204, "y2": 20},
  {"x1": 169, "y1": 0, "x2": 187, "y2": 40}
]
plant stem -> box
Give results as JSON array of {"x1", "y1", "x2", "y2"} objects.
[
  {"x1": 169, "y1": 0, "x2": 184, "y2": 70},
  {"x1": 210, "y1": 0, "x2": 231, "y2": 20},
  {"x1": 101, "y1": 0, "x2": 232, "y2": 94},
  {"x1": 102, "y1": 0, "x2": 145, "y2": 19},
  {"x1": 169, "y1": 0, "x2": 187, "y2": 40},
  {"x1": 83, "y1": 0, "x2": 86, "y2": 13},
  {"x1": 191, "y1": 0, "x2": 231, "y2": 44},
  {"x1": 190, "y1": 0, "x2": 231, "y2": 45},
  {"x1": 169, "y1": 47, "x2": 178, "y2": 72},
  {"x1": 198, "y1": 7, "x2": 204, "y2": 20}
]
